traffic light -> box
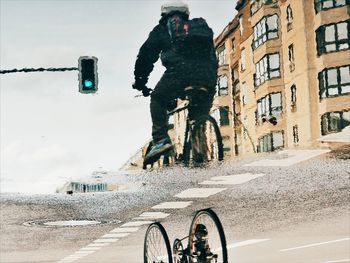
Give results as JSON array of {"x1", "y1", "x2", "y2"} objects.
[{"x1": 78, "y1": 56, "x2": 98, "y2": 94}]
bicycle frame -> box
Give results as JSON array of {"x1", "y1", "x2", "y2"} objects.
[
  {"x1": 167, "y1": 100, "x2": 195, "y2": 163},
  {"x1": 174, "y1": 233, "x2": 219, "y2": 263},
  {"x1": 143, "y1": 86, "x2": 223, "y2": 168}
]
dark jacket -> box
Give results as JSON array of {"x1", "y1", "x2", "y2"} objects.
[{"x1": 134, "y1": 16, "x2": 218, "y2": 87}]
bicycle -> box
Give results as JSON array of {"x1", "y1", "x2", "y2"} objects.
[
  {"x1": 143, "y1": 86, "x2": 224, "y2": 169},
  {"x1": 143, "y1": 208, "x2": 228, "y2": 263}
]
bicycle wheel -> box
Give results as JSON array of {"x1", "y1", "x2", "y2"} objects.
[
  {"x1": 188, "y1": 208, "x2": 227, "y2": 263},
  {"x1": 144, "y1": 222, "x2": 173, "y2": 263},
  {"x1": 184, "y1": 116, "x2": 223, "y2": 166}
]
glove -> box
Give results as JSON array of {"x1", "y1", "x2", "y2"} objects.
[
  {"x1": 132, "y1": 81, "x2": 146, "y2": 91},
  {"x1": 142, "y1": 87, "x2": 152, "y2": 97},
  {"x1": 132, "y1": 76, "x2": 147, "y2": 91}
]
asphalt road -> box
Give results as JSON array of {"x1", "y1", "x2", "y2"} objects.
[{"x1": 1, "y1": 149, "x2": 349, "y2": 263}]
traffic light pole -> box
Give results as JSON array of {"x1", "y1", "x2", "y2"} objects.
[
  {"x1": 1, "y1": 56, "x2": 98, "y2": 94},
  {"x1": 0, "y1": 67, "x2": 78, "y2": 74}
]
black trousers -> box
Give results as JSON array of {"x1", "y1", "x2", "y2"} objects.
[{"x1": 150, "y1": 68, "x2": 216, "y2": 142}]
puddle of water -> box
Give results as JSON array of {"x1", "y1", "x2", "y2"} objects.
[
  {"x1": 23, "y1": 219, "x2": 121, "y2": 228},
  {"x1": 43, "y1": 220, "x2": 101, "y2": 227}
]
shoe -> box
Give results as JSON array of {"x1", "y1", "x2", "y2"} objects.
[{"x1": 144, "y1": 138, "x2": 173, "y2": 165}]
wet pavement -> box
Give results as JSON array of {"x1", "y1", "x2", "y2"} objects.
[{"x1": 0, "y1": 149, "x2": 349, "y2": 262}]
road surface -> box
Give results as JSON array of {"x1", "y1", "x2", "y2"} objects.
[{"x1": 1, "y1": 149, "x2": 349, "y2": 263}]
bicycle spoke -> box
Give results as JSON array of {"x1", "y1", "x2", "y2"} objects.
[
  {"x1": 144, "y1": 223, "x2": 172, "y2": 263},
  {"x1": 189, "y1": 209, "x2": 227, "y2": 263}
]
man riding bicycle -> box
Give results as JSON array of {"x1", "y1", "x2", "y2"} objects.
[{"x1": 133, "y1": 0, "x2": 218, "y2": 165}]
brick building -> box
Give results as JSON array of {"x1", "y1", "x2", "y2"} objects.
[{"x1": 212, "y1": 0, "x2": 349, "y2": 157}]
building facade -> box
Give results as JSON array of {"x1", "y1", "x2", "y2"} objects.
[{"x1": 213, "y1": 0, "x2": 349, "y2": 157}]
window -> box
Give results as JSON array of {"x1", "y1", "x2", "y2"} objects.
[
  {"x1": 254, "y1": 53, "x2": 280, "y2": 86},
  {"x1": 250, "y1": 0, "x2": 265, "y2": 15},
  {"x1": 314, "y1": 0, "x2": 349, "y2": 13},
  {"x1": 168, "y1": 115, "x2": 175, "y2": 129},
  {"x1": 293, "y1": 125, "x2": 299, "y2": 144},
  {"x1": 232, "y1": 38, "x2": 236, "y2": 51},
  {"x1": 256, "y1": 92, "x2": 282, "y2": 120},
  {"x1": 319, "y1": 65, "x2": 350, "y2": 98},
  {"x1": 217, "y1": 44, "x2": 226, "y2": 66},
  {"x1": 217, "y1": 75, "x2": 228, "y2": 96},
  {"x1": 258, "y1": 131, "x2": 284, "y2": 152},
  {"x1": 211, "y1": 109, "x2": 220, "y2": 126},
  {"x1": 288, "y1": 44, "x2": 295, "y2": 71},
  {"x1": 232, "y1": 66, "x2": 239, "y2": 82},
  {"x1": 253, "y1": 14, "x2": 278, "y2": 49},
  {"x1": 241, "y1": 49, "x2": 246, "y2": 71},
  {"x1": 321, "y1": 110, "x2": 350, "y2": 135},
  {"x1": 71, "y1": 182, "x2": 107, "y2": 193},
  {"x1": 273, "y1": 132, "x2": 284, "y2": 149},
  {"x1": 270, "y1": 93, "x2": 282, "y2": 115},
  {"x1": 316, "y1": 20, "x2": 350, "y2": 55},
  {"x1": 233, "y1": 82, "x2": 240, "y2": 96},
  {"x1": 235, "y1": 132, "x2": 242, "y2": 155},
  {"x1": 219, "y1": 106, "x2": 230, "y2": 126},
  {"x1": 288, "y1": 44, "x2": 294, "y2": 64},
  {"x1": 242, "y1": 82, "x2": 248, "y2": 105},
  {"x1": 239, "y1": 15, "x2": 244, "y2": 36},
  {"x1": 222, "y1": 136, "x2": 231, "y2": 152},
  {"x1": 287, "y1": 5, "x2": 293, "y2": 30},
  {"x1": 291, "y1": 85, "x2": 297, "y2": 105}
]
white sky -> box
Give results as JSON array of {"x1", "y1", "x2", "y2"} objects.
[{"x1": 0, "y1": 0, "x2": 237, "y2": 194}]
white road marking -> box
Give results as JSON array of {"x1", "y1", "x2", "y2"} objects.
[
  {"x1": 226, "y1": 239, "x2": 270, "y2": 250},
  {"x1": 244, "y1": 149, "x2": 330, "y2": 167},
  {"x1": 102, "y1": 233, "x2": 130, "y2": 238},
  {"x1": 121, "y1": 221, "x2": 154, "y2": 227},
  {"x1": 175, "y1": 188, "x2": 226, "y2": 198},
  {"x1": 58, "y1": 170, "x2": 265, "y2": 262},
  {"x1": 152, "y1": 201, "x2": 193, "y2": 209},
  {"x1": 134, "y1": 211, "x2": 170, "y2": 220},
  {"x1": 64, "y1": 255, "x2": 85, "y2": 259},
  {"x1": 199, "y1": 173, "x2": 265, "y2": 185},
  {"x1": 74, "y1": 250, "x2": 95, "y2": 255},
  {"x1": 79, "y1": 246, "x2": 102, "y2": 251},
  {"x1": 93, "y1": 238, "x2": 119, "y2": 243},
  {"x1": 321, "y1": 259, "x2": 350, "y2": 263},
  {"x1": 59, "y1": 258, "x2": 83, "y2": 263},
  {"x1": 87, "y1": 242, "x2": 110, "y2": 247},
  {"x1": 59, "y1": 260, "x2": 79, "y2": 263},
  {"x1": 280, "y1": 238, "x2": 350, "y2": 252},
  {"x1": 110, "y1": 227, "x2": 140, "y2": 233},
  {"x1": 64, "y1": 256, "x2": 85, "y2": 259}
]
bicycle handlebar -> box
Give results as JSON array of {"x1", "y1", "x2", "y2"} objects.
[{"x1": 167, "y1": 104, "x2": 188, "y2": 116}]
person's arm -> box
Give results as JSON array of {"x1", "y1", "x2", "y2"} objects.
[{"x1": 133, "y1": 25, "x2": 163, "y2": 91}]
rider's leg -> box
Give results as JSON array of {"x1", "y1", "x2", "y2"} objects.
[
  {"x1": 150, "y1": 71, "x2": 182, "y2": 142},
  {"x1": 144, "y1": 71, "x2": 183, "y2": 163}
]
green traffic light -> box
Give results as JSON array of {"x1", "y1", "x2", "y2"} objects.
[
  {"x1": 79, "y1": 56, "x2": 98, "y2": 94},
  {"x1": 84, "y1": 79, "x2": 93, "y2": 88}
]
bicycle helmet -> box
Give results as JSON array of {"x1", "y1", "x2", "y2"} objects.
[{"x1": 161, "y1": 0, "x2": 190, "y2": 16}]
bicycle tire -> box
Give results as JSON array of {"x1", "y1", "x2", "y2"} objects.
[
  {"x1": 183, "y1": 115, "x2": 224, "y2": 166},
  {"x1": 188, "y1": 208, "x2": 228, "y2": 263},
  {"x1": 144, "y1": 222, "x2": 173, "y2": 263}
]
